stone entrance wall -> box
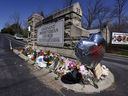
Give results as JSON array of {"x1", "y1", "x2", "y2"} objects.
[{"x1": 37, "y1": 46, "x2": 76, "y2": 59}]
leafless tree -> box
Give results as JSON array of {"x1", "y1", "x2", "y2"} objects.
[
  {"x1": 63, "y1": 0, "x2": 74, "y2": 7},
  {"x1": 22, "y1": 20, "x2": 29, "y2": 29},
  {"x1": 112, "y1": 0, "x2": 128, "y2": 31},
  {"x1": 4, "y1": 22, "x2": 11, "y2": 28},
  {"x1": 83, "y1": 0, "x2": 107, "y2": 29},
  {"x1": 10, "y1": 12, "x2": 22, "y2": 33},
  {"x1": 10, "y1": 12, "x2": 21, "y2": 25},
  {"x1": 110, "y1": 16, "x2": 128, "y2": 32},
  {"x1": 97, "y1": 8, "x2": 110, "y2": 28}
]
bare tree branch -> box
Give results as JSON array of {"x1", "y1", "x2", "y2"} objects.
[
  {"x1": 97, "y1": 8, "x2": 110, "y2": 28},
  {"x1": 63, "y1": 0, "x2": 74, "y2": 7},
  {"x1": 9, "y1": 12, "x2": 22, "y2": 33},
  {"x1": 10, "y1": 12, "x2": 21, "y2": 25},
  {"x1": 83, "y1": 0, "x2": 106, "y2": 29},
  {"x1": 112, "y1": 0, "x2": 128, "y2": 30}
]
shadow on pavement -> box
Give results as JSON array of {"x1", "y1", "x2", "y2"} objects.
[
  {"x1": 0, "y1": 34, "x2": 61, "y2": 96},
  {"x1": 0, "y1": 51, "x2": 60, "y2": 96}
]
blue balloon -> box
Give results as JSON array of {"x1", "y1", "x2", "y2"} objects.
[{"x1": 75, "y1": 32, "x2": 105, "y2": 69}]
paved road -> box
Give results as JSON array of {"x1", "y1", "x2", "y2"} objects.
[
  {"x1": 0, "y1": 34, "x2": 63, "y2": 96},
  {"x1": 0, "y1": 34, "x2": 128, "y2": 96}
]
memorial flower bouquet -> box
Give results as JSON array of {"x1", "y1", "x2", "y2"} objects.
[
  {"x1": 68, "y1": 60, "x2": 77, "y2": 69},
  {"x1": 43, "y1": 50, "x2": 54, "y2": 66}
]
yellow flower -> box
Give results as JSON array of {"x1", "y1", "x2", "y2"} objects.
[{"x1": 48, "y1": 62, "x2": 52, "y2": 64}]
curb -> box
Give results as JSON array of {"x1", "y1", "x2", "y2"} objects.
[
  {"x1": 61, "y1": 71, "x2": 114, "y2": 94},
  {"x1": 13, "y1": 49, "x2": 115, "y2": 94}
]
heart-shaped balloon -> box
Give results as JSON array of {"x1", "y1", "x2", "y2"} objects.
[{"x1": 75, "y1": 32, "x2": 105, "y2": 69}]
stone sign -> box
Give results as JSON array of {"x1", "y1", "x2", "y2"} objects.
[{"x1": 37, "y1": 19, "x2": 64, "y2": 47}]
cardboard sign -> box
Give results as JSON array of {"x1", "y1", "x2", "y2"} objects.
[{"x1": 94, "y1": 63, "x2": 103, "y2": 79}]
